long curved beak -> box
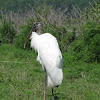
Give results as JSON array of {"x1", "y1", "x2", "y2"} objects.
[{"x1": 24, "y1": 30, "x2": 32, "y2": 49}]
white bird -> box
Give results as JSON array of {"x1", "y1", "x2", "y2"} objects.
[{"x1": 24, "y1": 22, "x2": 63, "y2": 100}]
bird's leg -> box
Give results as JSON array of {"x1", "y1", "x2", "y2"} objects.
[
  {"x1": 44, "y1": 68, "x2": 47, "y2": 100},
  {"x1": 52, "y1": 88, "x2": 54, "y2": 100}
]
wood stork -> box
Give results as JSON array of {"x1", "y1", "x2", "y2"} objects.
[{"x1": 24, "y1": 22, "x2": 63, "y2": 100}]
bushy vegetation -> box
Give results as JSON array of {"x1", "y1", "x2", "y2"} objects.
[
  {"x1": 69, "y1": 3, "x2": 100, "y2": 63},
  {"x1": 14, "y1": 18, "x2": 34, "y2": 49},
  {"x1": 0, "y1": 19, "x2": 16, "y2": 44},
  {"x1": 70, "y1": 22, "x2": 100, "y2": 63}
]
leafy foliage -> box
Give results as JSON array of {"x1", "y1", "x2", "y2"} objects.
[
  {"x1": 0, "y1": 19, "x2": 16, "y2": 44},
  {"x1": 14, "y1": 18, "x2": 34, "y2": 49},
  {"x1": 83, "y1": 22, "x2": 100, "y2": 62},
  {"x1": 69, "y1": 4, "x2": 100, "y2": 63}
]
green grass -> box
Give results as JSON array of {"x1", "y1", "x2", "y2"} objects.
[{"x1": 0, "y1": 44, "x2": 100, "y2": 100}]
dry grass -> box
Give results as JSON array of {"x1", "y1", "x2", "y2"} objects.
[
  {"x1": 0, "y1": 4, "x2": 86, "y2": 34},
  {"x1": 0, "y1": 2, "x2": 99, "y2": 36}
]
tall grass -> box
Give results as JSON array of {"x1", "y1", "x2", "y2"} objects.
[{"x1": 0, "y1": 4, "x2": 87, "y2": 34}]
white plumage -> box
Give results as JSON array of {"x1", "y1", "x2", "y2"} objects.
[
  {"x1": 30, "y1": 32, "x2": 63, "y2": 88},
  {"x1": 24, "y1": 22, "x2": 63, "y2": 100}
]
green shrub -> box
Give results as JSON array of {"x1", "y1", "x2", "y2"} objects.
[
  {"x1": 83, "y1": 22, "x2": 100, "y2": 62},
  {"x1": 0, "y1": 19, "x2": 16, "y2": 44},
  {"x1": 14, "y1": 18, "x2": 34, "y2": 49},
  {"x1": 69, "y1": 3, "x2": 100, "y2": 63},
  {"x1": 70, "y1": 22, "x2": 100, "y2": 63}
]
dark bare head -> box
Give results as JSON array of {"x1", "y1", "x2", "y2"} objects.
[
  {"x1": 32, "y1": 22, "x2": 43, "y2": 35},
  {"x1": 24, "y1": 22, "x2": 43, "y2": 49}
]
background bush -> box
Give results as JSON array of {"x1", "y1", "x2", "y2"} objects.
[
  {"x1": 69, "y1": 4, "x2": 100, "y2": 63},
  {"x1": 14, "y1": 18, "x2": 34, "y2": 49},
  {"x1": 0, "y1": 19, "x2": 16, "y2": 44}
]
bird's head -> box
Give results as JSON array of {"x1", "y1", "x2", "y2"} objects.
[
  {"x1": 24, "y1": 22, "x2": 43, "y2": 49},
  {"x1": 32, "y1": 22, "x2": 43, "y2": 35}
]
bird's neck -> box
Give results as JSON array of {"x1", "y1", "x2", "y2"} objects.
[{"x1": 36, "y1": 29, "x2": 42, "y2": 35}]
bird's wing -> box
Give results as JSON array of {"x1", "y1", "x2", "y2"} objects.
[{"x1": 38, "y1": 33, "x2": 63, "y2": 69}]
